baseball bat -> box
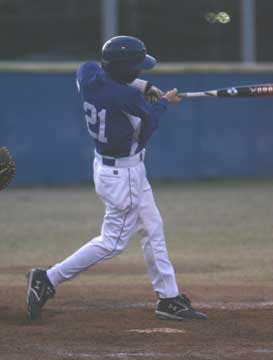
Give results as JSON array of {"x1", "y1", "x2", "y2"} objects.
[{"x1": 177, "y1": 84, "x2": 273, "y2": 98}]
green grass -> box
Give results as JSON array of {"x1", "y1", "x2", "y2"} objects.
[{"x1": 1, "y1": 181, "x2": 273, "y2": 285}]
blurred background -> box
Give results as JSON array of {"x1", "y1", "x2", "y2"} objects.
[
  {"x1": 0, "y1": 0, "x2": 271, "y2": 62},
  {"x1": 1, "y1": 0, "x2": 273, "y2": 185}
]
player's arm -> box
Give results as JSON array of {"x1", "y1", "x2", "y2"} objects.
[
  {"x1": 129, "y1": 79, "x2": 163, "y2": 103},
  {"x1": 125, "y1": 88, "x2": 182, "y2": 145},
  {"x1": 126, "y1": 87, "x2": 181, "y2": 126},
  {"x1": 76, "y1": 62, "x2": 103, "y2": 92},
  {"x1": 123, "y1": 89, "x2": 165, "y2": 145}
]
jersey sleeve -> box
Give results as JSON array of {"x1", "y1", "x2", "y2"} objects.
[
  {"x1": 124, "y1": 89, "x2": 169, "y2": 146},
  {"x1": 76, "y1": 62, "x2": 103, "y2": 91}
]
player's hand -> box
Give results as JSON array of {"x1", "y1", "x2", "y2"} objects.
[
  {"x1": 162, "y1": 88, "x2": 182, "y2": 104},
  {"x1": 146, "y1": 85, "x2": 163, "y2": 100}
]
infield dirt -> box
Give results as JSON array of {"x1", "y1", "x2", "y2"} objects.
[
  {"x1": 0, "y1": 183, "x2": 273, "y2": 359},
  {"x1": 0, "y1": 268, "x2": 273, "y2": 360}
]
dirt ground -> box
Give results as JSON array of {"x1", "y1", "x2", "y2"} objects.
[
  {"x1": 1, "y1": 184, "x2": 273, "y2": 359},
  {"x1": 0, "y1": 264, "x2": 273, "y2": 360}
]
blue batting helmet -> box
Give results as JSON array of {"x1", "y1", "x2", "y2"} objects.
[{"x1": 101, "y1": 36, "x2": 156, "y2": 82}]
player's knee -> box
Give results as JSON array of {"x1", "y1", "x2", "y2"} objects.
[
  {"x1": 101, "y1": 236, "x2": 128, "y2": 254},
  {"x1": 115, "y1": 241, "x2": 128, "y2": 253}
]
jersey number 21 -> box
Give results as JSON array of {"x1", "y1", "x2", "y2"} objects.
[{"x1": 83, "y1": 102, "x2": 108, "y2": 143}]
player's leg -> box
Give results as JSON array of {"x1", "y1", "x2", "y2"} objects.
[
  {"x1": 26, "y1": 160, "x2": 143, "y2": 320},
  {"x1": 46, "y1": 205, "x2": 138, "y2": 286},
  {"x1": 137, "y1": 179, "x2": 179, "y2": 298},
  {"x1": 137, "y1": 179, "x2": 207, "y2": 320},
  {"x1": 45, "y1": 161, "x2": 144, "y2": 286},
  {"x1": 27, "y1": 205, "x2": 139, "y2": 320}
]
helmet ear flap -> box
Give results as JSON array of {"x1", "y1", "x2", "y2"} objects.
[{"x1": 104, "y1": 61, "x2": 140, "y2": 83}]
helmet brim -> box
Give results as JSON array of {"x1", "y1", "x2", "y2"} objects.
[{"x1": 137, "y1": 54, "x2": 156, "y2": 70}]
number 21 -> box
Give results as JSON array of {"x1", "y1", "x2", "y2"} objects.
[{"x1": 83, "y1": 102, "x2": 108, "y2": 143}]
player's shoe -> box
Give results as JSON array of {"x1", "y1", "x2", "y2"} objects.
[
  {"x1": 155, "y1": 294, "x2": 208, "y2": 320},
  {"x1": 26, "y1": 268, "x2": 55, "y2": 320}
]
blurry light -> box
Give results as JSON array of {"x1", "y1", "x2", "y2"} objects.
[
  {"x1": 205, "y1": 12, "x2": 231, "y2": 24},
  {"x1": 217, "y1": 12, "x2": 231, "y2": 24},
  {"x1": 205, "y1": 12, "x2": 217, "y2": 23}
]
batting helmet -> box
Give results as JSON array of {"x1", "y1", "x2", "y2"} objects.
[{"x1": 101, "y1": 36, "x2": 156, "y2": 82}]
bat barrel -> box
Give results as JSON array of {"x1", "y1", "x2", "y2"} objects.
[
  {"x1": 178, "y1": 84, "x2": 273, "y2": 98},
  {"x1": 218, "y1": 84, "x2": 273, "y2": 97}
]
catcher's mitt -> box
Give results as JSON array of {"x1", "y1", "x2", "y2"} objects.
[{"x1": 0, "y1": 146, "x2": 16, "y2": 191}]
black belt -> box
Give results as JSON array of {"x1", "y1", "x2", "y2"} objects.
[{"x1": 102, "y1": 158, "x2": 116, "y2": 166}]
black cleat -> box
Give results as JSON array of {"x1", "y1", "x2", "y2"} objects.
[
  {"x1": 26, "y1": 268, "x2": 55, "y2": 320},
  {"x1": 155, "y1": 294, "x2": 208, "y2": 321}
]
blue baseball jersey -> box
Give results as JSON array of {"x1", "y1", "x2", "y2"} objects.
[{"x1": 76, "y1": 62, "x2": 168, "y2": 158}]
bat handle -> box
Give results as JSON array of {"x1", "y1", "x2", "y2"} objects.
[
  {"x1": 177, "y1": 90, "x2": 217, "y2": 98},
  {"x1": 177, "y1": 92, "x2": 185, "y2": 98},
  {"x1": 177, "y1": 92, "x2": 205, "y2": 98}
]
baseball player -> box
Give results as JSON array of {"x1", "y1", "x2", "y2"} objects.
[{"x1": 26, "y1": 36, "x2": 207, "y2": 321}]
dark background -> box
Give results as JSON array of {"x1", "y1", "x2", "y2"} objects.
[{"x1": 0, "y1": 0, "x2": 271, "y2": 62}]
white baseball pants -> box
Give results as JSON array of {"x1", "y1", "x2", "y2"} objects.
[{"x1": 47, "y1": 153, "x2": 179, "y2": 298}]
